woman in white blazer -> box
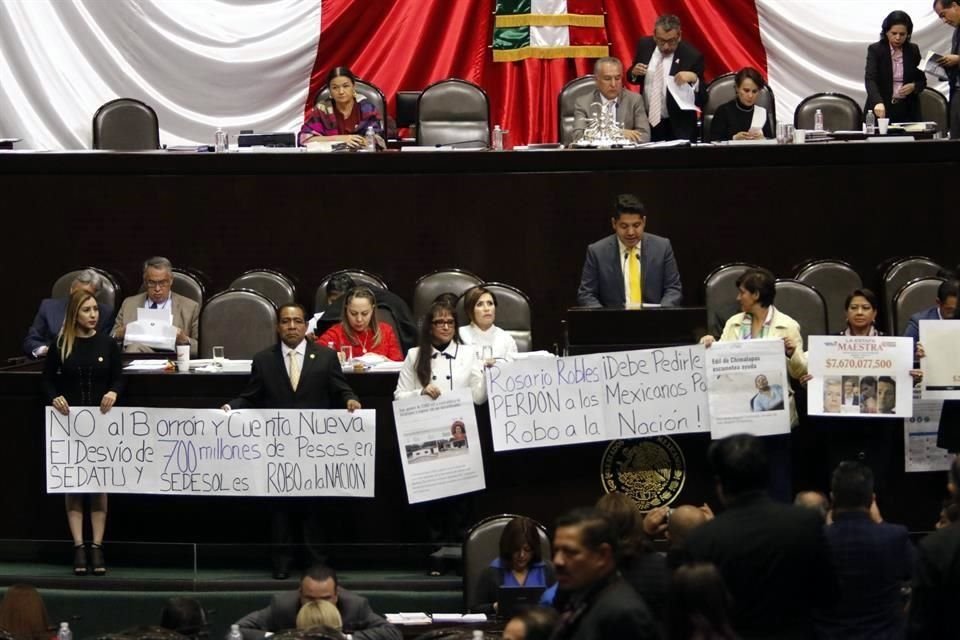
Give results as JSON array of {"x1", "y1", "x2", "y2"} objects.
[{"x1": 458, "y1": 286, "x2": 518, "y2": 363}]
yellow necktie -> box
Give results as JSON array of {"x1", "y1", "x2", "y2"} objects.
[
  {"x1": 628, "y1": 247, "x2": 642, "y2": 304},
  {"x1": 288, "y1": 351, "x2": 300, "y2": 391}
]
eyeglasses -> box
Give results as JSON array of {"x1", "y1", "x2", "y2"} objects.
[
  {"x1": 654, "y1": 36, "x2": 679, "y2": 46},
  {"x1": 145, "y1": 279, "x2": 171, "y2": 289},
  {"x1": 432, "y1": 319, "x2": 455, "y2": 327}
]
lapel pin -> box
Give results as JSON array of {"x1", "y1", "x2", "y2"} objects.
[
  {"x1": 98, "y1": 357, "x2": 104, "y2": 362},
  {"x1": 309, "y1": 353, "x2": 316, "y2": 359}
]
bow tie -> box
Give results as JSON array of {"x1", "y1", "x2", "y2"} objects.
[{"x1": 432, "y1": 352, "x2": 454, "y2": 360}]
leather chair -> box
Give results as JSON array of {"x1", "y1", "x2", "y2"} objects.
[
  {"x1": 893, "y1": 277, "x2": 946, "y2": 336},
  {"x1": 882, "y1": 256, "x2": 942, "y2": 334},
  {"x1": 702, "y1": 72, "x2": 777, "y2": 141},
  {"x1": 918, "y1": 87, "x2": 949, "y2": 134},
  {"x1": 416, "y1": 79, "x2": 490, "y2": 148},
  {"x1": 794, "y1": 259, "x2": 863, "y2": 334},
  {"x1": 458, "y1": 283, "x2": 533, "y2": 352},
  {"x1": 774, "y1": 279, "x2": 828, "y2": 347},
  {"x1": 462, "y1": 514, "x2": 551, "y2": 613},
  {"x1": 557, "y1": 75, "x2": 597, "y2": 145},
  {"x1": 230, "y1": 269, "x2": 297, "y2": 308},
  {"x1": 413, "y1": 269, "x2": 483, "y2": 320},
  {"x1": 51, "y1": 267, "x2": 122, "y2": 309},
  {"x1": 794, "y1": 93, "x2": 862, "y2": 131},
  {"x1": 704, "y1": 263, "x2": 757, "y2": 338},
  {"x1": 314, "y1": 79, "x2": 387, "y2": 135},
  {"x1": 92, "y1": 98, "x2": 161, "y2": 150},
  {"x1": 315, "y1": 269, "x2": 389, "y2": 312},
  {"x1": 199, "y1": 289, "x2": 278, "y2": 359}
]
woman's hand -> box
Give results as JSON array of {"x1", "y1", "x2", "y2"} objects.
[
  {"x1": 799, "y1": 373, "x2": 813, "y2": 386},
  {"x1": 873, "y1": 103, "x2": 886, "y2": 119},
  {"x1": 783, "y1": 337, "x2": 798, "y2": 357},
  {"x1": 52, "y1": 395, "x2": 70, "y2": 416},
  {"x1": 897, "y1": 83, "x2": 916, "y2": 98},
  {"x1": 100, "y1": 391, "x2": 117, "y2": 414},
  {"x1": 421, "y1": 384, "x2": 442, "y2": 400},
  {"x1": 910, "y1": 369, "x2": 924, "y2": 383},
  {"x1": 733, "y1": 130, "x2": 764, "y2": 141},
  {"x1": 916, "y1": 342, "x2": 926, "y2": 360},
  {"x1": 699, "y1": 335, "x2": 716, "y2": 348},
  {"x1": 344, "y1": 135, "x2": 366, "y2": 149}
]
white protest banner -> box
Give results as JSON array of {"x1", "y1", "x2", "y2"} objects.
[
  {"x1": 904, "y1": 399, "x2": 952, "y2": 472},
  {"x1": 486, "y1": 347, "x2": 709, "y2": 452},
  {"x1": 705, "y1": 339, "x2": 790, "y2": 439},
  {"x1": 920, "y1": 320, "x2": 960, "y2": 400},
  {"x1": 808, "y1": 335, "x2": 914, "y2": 417},
  {"x1": 392, "y1": 389, "x2": 486, "y2": 504},
  {"x1": 45, "y1": 407, "x2": 375, "y2": 497}
]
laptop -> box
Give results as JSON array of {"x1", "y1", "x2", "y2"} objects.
[{"x1": 497, "y1": 586, "x2": 545, "y2": 619}]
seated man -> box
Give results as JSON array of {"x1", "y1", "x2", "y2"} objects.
[
  {"x1": 903, "y1": 280, "x2": 958, "y2": 343},
  {"x1": 112, "y1": 257, "x2": 199, "y2": 356},
  {"x1": 23, "y1": 268, "x2": 114, "y2": 358},
  {"x1": 577, "y1": 193, "x2": 682, "y2": 307},
  {"x1": 234, "y1": 564, "x2": 400, "y2": 640},
  {"x1": 572, "y1": 57, "x2": 650, "y2": 144}
]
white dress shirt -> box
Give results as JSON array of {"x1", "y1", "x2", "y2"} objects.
[
  {"x1": 646, "y1": 48, "x2": 700, "y2": 119},
  {"x1": 394, "y1": 342, "x2": 487, "y2": 404},
  {"x1": 143, "y1": 296, "x2": 171, "y2": 310},
  {"x1": 459, "y1": 323, "x2": 519, "y2": 361}
]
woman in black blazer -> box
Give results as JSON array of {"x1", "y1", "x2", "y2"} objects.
[{"x1": 864, "y1": 10, "x2": 926, "y2": 122}]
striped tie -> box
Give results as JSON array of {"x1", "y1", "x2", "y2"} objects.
[{"x1": 648, "y1": 60, "x2": 664, "y2": 128}]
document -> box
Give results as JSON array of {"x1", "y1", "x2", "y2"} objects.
[
  {"x1": 666, "y1": 76, "x2": 698, "y2": 111},
  {"x1": 705, "y1": 339, "x2": 790, "y2": 438},
  {"x1": 923, "y1": 50, "x2": 949, "y2": 81},
  {"x1": 920, "y1": 320, "x2": 960, "y2": 400},
  {"x1": 904, "y1": 399, "x2": 952, "y2": 472},
  {"x1": 124, "y1": 307, "x2": 176, "y2": 351}
]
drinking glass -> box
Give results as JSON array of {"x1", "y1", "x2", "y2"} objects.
[
  {"x1": 340, "y1": 345, "x2": 353, "y2": 364},
  {"x1": 212, "y1": 346, "x2": 225, "y2": 369}
]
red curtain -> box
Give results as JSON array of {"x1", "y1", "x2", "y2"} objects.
[{"x1": 309, "y1": 0, "x2": 766, "y2": 144}]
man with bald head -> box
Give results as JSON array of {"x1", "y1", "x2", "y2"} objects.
[{"x1": 794, "y1": 491, "x2": 830, "y2": 521}]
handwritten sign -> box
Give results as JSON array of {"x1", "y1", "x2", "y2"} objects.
[
  {"x1": 45, "y1": 407, "x2": 376, "y2": 497},
  {"x1": 486, "y1": 346, "x2": 709, "y2": 452}
]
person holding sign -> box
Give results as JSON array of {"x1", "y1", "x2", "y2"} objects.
[
  {"x1": 42, "y1": 290, "x2": 124, "y2": 576},
  {"x1": 458, "y1": 286, "x2": 518, "y2": 362},
  {"x1": 707, "y1": 67, "x2": 772, "y2": 142},
  {"x1": 316, "y1": 287, "x2": 403, "y2": 362}
]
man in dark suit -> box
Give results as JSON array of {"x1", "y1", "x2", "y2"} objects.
[
  {"x1": 235, "y1": 563, "x2": 400, "y2": 640},
  {"x1": 815, "y1": 461, "x2": 914, "y2": 639},
  {"x1": 549, "y1": 508, "x2": 658, "y2": 640},
  {"x1": 903, "y1": 280, "x2": 958, "y2": 343},
  {"x1": 223, "y1": 304, "x2": 361, "y2": 578},
  {"x1": 23, "y1": 268, "x2": 114, "y2": 358},
  {"x1": 571, "y1": 57, "x2": 650, "y2": 143},
  {"x1": 934, "y1": 0, "x2": 960, "y2": 138},
  {"x1": 685, "y1": 434, "x2": 837, "y2": 640},
  {"x1": 627, "y1": 14, "x2": 705, "y2": 142},
  {"x1": 577, "y1": 193, "x2": 682, "y2": 307}
]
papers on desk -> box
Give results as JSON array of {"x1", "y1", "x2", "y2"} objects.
[
  {"x1": 510, "y1": 350, "x2": 555, "y2": 360},
  {"x1": 125, "y1": 360, "x2": 171, "y2": 370},
  {"x1": 923, "y1": 50, "x2": 949, "y2": 81},
  {"x1": 386, "y1": 613, "x2": 487, "y2": 625},
  {"x1": 666, "y1": 76, "x2": 698, "y2": 111},
  {"x1": 191, "y1": 358, "x2": 252, "y2": 373},
  {"x1": 431, "y1": 614, "x2": 488, "y2": 623},
  {"x1": 124, "y1": 308, "x2": 176, "y2": 351},
  {"x1": 386, "y1": 613, "x2": 431, "y2": 625}
]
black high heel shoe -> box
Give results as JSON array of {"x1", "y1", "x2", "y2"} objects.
[
  {"x1": 73, "y1": 544, "x2": 88, "y2": 576},
  {"x1": 89, "y1": 544, "x2": 106, "y2": 576}
]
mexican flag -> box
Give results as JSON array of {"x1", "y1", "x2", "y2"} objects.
[{"x1": 492, "y1": 0, "x2": 608, "y2": 62}]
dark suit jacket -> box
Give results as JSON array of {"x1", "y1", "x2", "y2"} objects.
[
  {"x1": 228, "y1": 341, "x2": 358, "y2": 409},
  {"x1": 685, "y1": 492, "x2": 838, "y2": 640},
  {"x1": 864, "y1": 40, "x2": 926, "y2": 121},
  {"x1": 551, "y1": 574, "x2": 659, "y2": 640},
  {"x1": 576, "y1": 232, "x2": 682, "y2": 307},
  {"x1": 234, "y1": 588, "x2": 401, "y2": 640},
  {"x1": 815, "y1": 511, "x2": 913, "y2": 639},
  {"x1": 908, "y1": 522, "x2": 960, "y2": 639},
  {"x1": 903, "y1": 305, "x2": 940, "y2": 342},
  {"x1": 628, "y1": 38, "x2": 705, "y2": 142},
  {"x1": 23, "y1": 297, "x2": 114, "y2": 357}
]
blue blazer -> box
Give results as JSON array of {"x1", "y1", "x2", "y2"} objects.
[
  {"x1": 577, "y1": 232, "x2": 682, "y2": 307},
  {"x1": 903, "y1": 305, "x2": 940, "y2": 343},
  {"x1": 23, "y1": 297, "x2": 115, "y2": 357}
]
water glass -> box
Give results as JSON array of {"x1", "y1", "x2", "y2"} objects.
[
  {"x1": 212, "y1": 345, "x2": 225, "y2": 368},
  {"x1": 340, "y1": 345, "x2": 353, "y2": 364},
  {"x1": 481, "y1": 346, "x2": 494, "y2": 363}
]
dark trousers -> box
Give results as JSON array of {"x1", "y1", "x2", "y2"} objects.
[
  {"x1": 951, "y1": 91, "x2": 960, "y2": 140},
  {"x1": 651, "y1": 119, "x2": 677, "y2": 142}
]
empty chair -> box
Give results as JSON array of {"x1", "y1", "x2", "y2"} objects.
[
  {"x1": 416, "y1": 79, "x2": 490, "y2": 148},
  {"x1": 704, "y1": 263, "x2": 756, "y2": 338},
  {"x1": 701, "y1": 71, "x2": 776, "y2": 142},
  {"x1": 458, "y1": 282, "x2": 533, "y2": 353},
  {"x1": 918, "y1": 87, "x2": 949, "y2": 134},
  {"x1": 199, "y1": 289, "x2": 277, "y2": 359},
  {"x1": 794, "y1": 259, "x2": 863, "y2": 334},
  {"x1": 51, "y1": 267, "x2": 121, "y2": 310},
  {"x1": 794, "y1": 93, "x2": 863, "y2": 131},
  {"x1": 557, "y1": 75, "x2": 597, "y2": 145},
  {"x1": 882, "y1": 256, "x2": 942, "y2": 334},
  {"x1": 413, "y1": 269, "x2": 483, "y2": 320},
  {"x1": 230, "y1": 269, "x2": 297, "y2": 308},
  {"x1": 894, "y1": 277, "x2": 947, "y2": 337},
  {"x1": 315, "y1": 269, "x2": 389, "y2": 311},
  {"x1": 92, "y1": 98, "x2": 160, "y2": 150},
  {"x1": 774, "y1": 279, "x2": 828, "y2": 346},
  {"x1": 462, "y1": 514, "x2": 551, "y2": 613},
  {"x1": 314, "y1": 78, "x2": 388, "y2": 136}
]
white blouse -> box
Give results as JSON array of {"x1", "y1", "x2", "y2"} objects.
[
  {"x1": 458, "y1": 323, "x2": 519, "y2": 361},
  {"x1": 394, "y1": 341, "x2": 487, "y2": 404}
]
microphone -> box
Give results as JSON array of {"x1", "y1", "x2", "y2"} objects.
[{"x1": 434, "y1": 139, "x2": 490, "y2": 149}]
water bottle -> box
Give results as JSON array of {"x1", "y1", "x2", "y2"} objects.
[
  {"x1": 58, "y1": 622, "x2": 72, "y2": 640},
  {"x1": 472, "y1": 631, "x2": 484, "y2": 640},
  {"x1": 813, "y1": 109, "x2": 824, "y2": 132},
  {"x1": 865, "y1": 109, "x2": 876, "y2": 135},
  {"x1": 492, "y1": 125, "x2": 503, "y2": 151},
  {"x1": 214, "y1": 127, "x2": 228, "y2": 152},
  {"x1": 364, "y1": 126, "x2": 376, "y2": 152},
  {"x1": 228, "y1": 625, "x2": 242, "y2": 640}
]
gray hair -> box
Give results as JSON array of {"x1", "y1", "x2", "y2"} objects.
[
  {"x1": 593, "y1": 56, "x2": 623, "y2": 75},
  {"x1": 654, "y1": 14, "x2": 682, "y2": 32},
  {"x1": 143, "y1": 256, "x2": 173, "y2": 274},
  {"x1": 72, "y1": 268, "x2": 102, "y2": 292}
]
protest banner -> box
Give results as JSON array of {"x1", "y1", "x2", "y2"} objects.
[{"x1": 705, "y1": 339, "x2": 790, "y2": 438}]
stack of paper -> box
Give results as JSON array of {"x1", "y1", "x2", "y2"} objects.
[{"x1": 385, "y1": 613, "x2": 432, "y2": 625}]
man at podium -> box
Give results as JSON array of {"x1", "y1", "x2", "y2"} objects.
[{"x1": 576, "y1": 194, "x2": 682, "y2": 308}]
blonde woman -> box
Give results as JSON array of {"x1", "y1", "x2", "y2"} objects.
[
  {"x1": 317, "y1": 287, "x2": 402, "y2": 361},
  {"x1": 296, "y1": 600, "x2": 343, "y2": 632},
  {"x1": 42, "y1": 290, "x2": 124, "y2": 576}
]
